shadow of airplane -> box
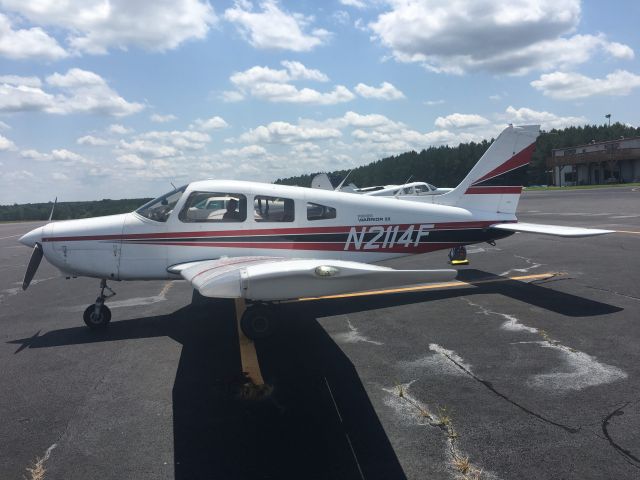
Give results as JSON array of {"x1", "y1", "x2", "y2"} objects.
[{"x1": 7, "y1": 269, "x2": 622, "y2": 479}]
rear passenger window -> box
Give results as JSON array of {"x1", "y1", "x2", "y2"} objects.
[
  {"x1": 307, "y1": 202, "x2": 336, "y2": 221},
  {"x1": 178, "y1": 192, "x2": 247, "y2": 222},
  {"x1": 254, "y1": 196, "x2": 295, "y2": 222}
]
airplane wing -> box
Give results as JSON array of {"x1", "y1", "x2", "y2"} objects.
[
  {"x1": 490, "y1": 222, "x2": 614, "y2": 237},
  {"x1": 169, "y1": 256, "x2": 457, "y2": 301}
]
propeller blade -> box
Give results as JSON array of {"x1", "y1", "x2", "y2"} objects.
[{"x1": 22, "y1": 243, "x2": 43, "y2": 290}]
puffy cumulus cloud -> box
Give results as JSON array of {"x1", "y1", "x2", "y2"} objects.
[
  {"x1": 192, "y1": 116, "x2": 229, "y2": 131},
  {"x1": 0, "y1": 69, "x2": 143, "y2": 116},
  {"x1": 0, "y1": 13, "x2": 68, "y2": 60},
  {"x1": 0, "y1": 133, "x2": 16, "y2": 150},
  {"x1": 116, "y1": 129, "x2": 212, "y2": 162},
  {"x1": 238, "y1": 121, "x2": 342, "y2": 144},
  {"x1": 221, "y1": 145, "x2": 267, "y2": 157},
  {"x1": 51, "y1": 148, "x2": 94, "y2": 165},
  {"x1": 117, "y1": 153, "x2": 147, "y2": 168},
  {"x1": 227, "y1": 61, "x2": 353, "y2": 105},
  {"x1": 370, "y1": 0, "x2": 634, "y2": 75},
  {"x1": 224, "y1": 0, "x2": 330, "y2": 52},
  {"x1": 20, "y1": 149, "x2": 50, "y2": 161},
  {"x1": 434, "y1": 113, "x2": 490, "y2": 129},
  {"x1": 77, "y1": 135, "x2": 108, "y2": 146},
  {"x1": 530, "y1": 70, "x2": 640, "y2": 100},
  {"x1": 354, "y1": 81, "x2": 405, "y2": 100},
  {"x1": 0, "y1": 0, "x2": 217, "y2": 54},
  {"x1": 108, "y1": 124, "x2": 134, "y2": 135},
  {"x1": 150, "y1": 113, "x2": 177, "y2": 123},
  {"x1": 503, "y1": 106, "x2": 586, "y2": 129}
]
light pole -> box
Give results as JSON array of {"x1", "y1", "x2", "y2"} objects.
[{"x1": 605, "y1": 113, "x2": 611, "y2": 127}]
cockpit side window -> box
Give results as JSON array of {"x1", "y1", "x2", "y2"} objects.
[
  {"x1": 306, "y1": 202, "x2": 336, "y2": 221},
  {"x1": 135, "y1": 185, "x2": 186, "y2": 223},
  {"x1": 254, "y1": 196, "x2": 295, "y2": 222},
  {"x1": 179, "y1": 192, "x2": 247, "y2": 222}
]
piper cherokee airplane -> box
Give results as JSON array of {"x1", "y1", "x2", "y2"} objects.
[{"x1": 19, "y1": 125, "x2": 612, "y2": 339}]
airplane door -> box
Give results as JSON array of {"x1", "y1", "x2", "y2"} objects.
[{"x1": 119, "y1": 214, "x2": 169, "y2": 280}]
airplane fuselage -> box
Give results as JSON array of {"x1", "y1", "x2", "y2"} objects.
[{"x1": 23, "y1": 180, "x2": 515, "y2": 281}]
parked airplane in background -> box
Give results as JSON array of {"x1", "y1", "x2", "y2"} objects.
[
  {"x1": 311, "y1": 174, "x2": 453, "y2": 197},
  {"x1": 19, "y1": 125, "x2": 612, "y2": 339}
]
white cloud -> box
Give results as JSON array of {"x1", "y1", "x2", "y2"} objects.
[
  {"x1": 117, "y1": 154, "x2": 147, "y2": 167},
  {"x1": 2, "y1": 170, "x2": 34, "y2": 181},
  {"x1": 150, "y1": 113, "x2": 177, "y2": 123},
  {"x1": 340, "y1": 0, "x2": 367, "y2": 8},
  {"x1": 224, "y1": 0, "x2": 330, "y2": 52},
  {"x1": 77, "y1": 135, "x2": 108, "y2": 146},
  {"x1": 0, "y1": 69, "x2": 144, "y2": 116},
  {"x1": 0, "y1": 0, "x2": 217, "y2": 54},
  {"x1": 0, "y1": 13, "x2": 68, "y2": 60},
  {"x1": 227, "y1": 61, "x2": 353, "y2": 105},
  {"x1": 238, "y1": 121, "x2": 342, "y2": 144},
  {"x1": 192, "y1": 116, "x2": 229, "y2": 130},
  {"x1": 0, "y1": 75, "x2": 42, "y2": 88},
  {"x1": 221, "y1": 145, "x2": 267, "y2": 157},
  {"x1": 20, "y1": 149, "x2": 50, "y2": 161},
  {"x1": 424, "y1": 99, "x2": 445, "y2": 106},
  {"x1": 0, "y1": 133, "x2": 16, "y2": 151},
  {"x1": 503, "y1": 106, "x2": 587, "y2": 129},
  {"x1": 221, "y1": 90, "x2": 245, "y2": 102},
  {"x1": 51, "y1": 148, "x2": 94, "y2": 165},
  {"x1": 0, "y1": 120, "x2": 9, "y2": 129},
  {"x1": 530, "y1": 70, "x2": 640, "y2": 100},
  {"x1": 108, "y1": 124, "x2": 134, "y2": 135},
  {"x1": 51, "y1": 172, "x2": 69, "y2": 181},
  {"x1": 354, "y1": 81, "x2": 405, "y2": 100},
  {"x1": 370, "y1": 0, "x2": 634, "y2": 75},
  {"x1": 435, "y1": 113, "x2": 490, "y2": 129}
]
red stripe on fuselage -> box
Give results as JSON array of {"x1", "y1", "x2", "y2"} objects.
[
  {"x1": 40, "y1": 221, "x2": 504, "y2": 243},
  {"x1": 464, "y1": 186, "x2": 523, "y2": 194}
]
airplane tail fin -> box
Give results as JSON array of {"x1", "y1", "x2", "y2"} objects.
[{"x1": 435, "y1": 125, "x2": 540, "y2": 214}]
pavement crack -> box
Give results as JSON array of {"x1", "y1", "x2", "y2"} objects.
[
  {"x1": 583, "y1": 285, "x2": 640, "y2": 302},
  {"x1": 601, "y1": 401, "x2": 640, "y2": 469},
  {"x1": 436, "y1": 350, "x2": 580, "y2": 434}
]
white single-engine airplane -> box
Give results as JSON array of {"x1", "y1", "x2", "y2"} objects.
[{"x1": 19, "y1": 125, "x2": 612, "y2": 338}]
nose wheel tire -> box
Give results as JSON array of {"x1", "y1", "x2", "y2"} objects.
[
  {"x1": 240, "y1": 305, "x2": 275, "y2": 340},
  {"x1": 83, "y1": 304, "x2": 112, "y2": 329}
]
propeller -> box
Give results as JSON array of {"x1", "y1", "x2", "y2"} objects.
[{"x1": 22, "y1": 243, "x2": 44, "y2": 290}]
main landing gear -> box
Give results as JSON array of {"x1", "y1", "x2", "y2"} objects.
[
  {"x1": 83, "y1": 279, "x2": 116, "y2": 329},
  {"x1": 448, "y1": 245, "x2": 469, "y2": 266},
  {"x1": 240, "y1": 302, "x2": 278, "y2": 340}
]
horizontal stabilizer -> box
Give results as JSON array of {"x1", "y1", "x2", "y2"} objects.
[
  {"x1": 171, "y1": 256, "x2": 457, "y2": 301},
  {"x1": 491, "y1": 222, "x2": 614, "y2": 237}
]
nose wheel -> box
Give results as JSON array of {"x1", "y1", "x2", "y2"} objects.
[{"x1": 83, "y1": 279, "x2": 116, "y2": 329}]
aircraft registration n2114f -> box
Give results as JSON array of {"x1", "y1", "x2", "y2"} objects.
[{"x1": 19, "y1": 125, "x2": 612, "y2": 338}]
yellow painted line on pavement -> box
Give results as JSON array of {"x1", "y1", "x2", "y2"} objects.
[
  {"x1": 298, "y1": 272, "x2": 560, "y2": 302},
  {"x1": 235, "y1": 298, "x2": 265, "y2": 385},
  {"x1": 614, "y1": 230, "x2": 640, "y2": 235}
]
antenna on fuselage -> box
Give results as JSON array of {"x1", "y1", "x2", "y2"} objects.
[
  {"x1": 335, "y1": 170, "x2": 353, "y2": 191},
  {"x1": 48, "y1": 197, "x2": 57, "y2": 221},
  {"x1": 170, "y1": 181, "x2": 177, "y2": 190},
  {"x1": 394, "y1": 175, "x2": 413, "y2": 198}
]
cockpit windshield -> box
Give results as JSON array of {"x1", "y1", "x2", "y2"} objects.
[{"x1": 135, "y1": 185, "x2": 187, "y2": 222}]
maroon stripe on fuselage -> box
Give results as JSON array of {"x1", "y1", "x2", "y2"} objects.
[
  {"x1": 464, "y1": 186, "x2": 523, "y2": 194},
  {"x1": 40, "y1": 221, "x2": 504, "y2": 243}
]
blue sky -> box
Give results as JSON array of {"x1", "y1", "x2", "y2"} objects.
[{"x1": 1, "y1": 0, "x2": 639, "y2": 203}]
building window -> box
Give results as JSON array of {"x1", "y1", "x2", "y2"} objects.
[
  {"x1": 179, "y1": 192, "x2": 247, "y2": 222},
  {"x1": 254, "y1": 196, "x2": 295, "y2": 222},
  {"x1": 307, "y1": 202, "x2": 337, "y2": 221}
]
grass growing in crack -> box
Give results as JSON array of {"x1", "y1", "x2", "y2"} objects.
[
  {"x1": 23, "y1": 445, "x2": 56, "y2": 480},
  {"x1": 389, "y1": 387, "x2": 490, "y2": 480}
]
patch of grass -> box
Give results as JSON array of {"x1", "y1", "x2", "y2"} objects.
[{"x1": 452, "y1": 455, "x2": 471, "y2": 475}]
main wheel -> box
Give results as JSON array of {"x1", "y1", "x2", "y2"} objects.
[
  {"x1": 240, "y1": 305, "x2": 275, "y2": 340},
  {"x1": 83, "y1": 304, "x2": 112, "y2": 329}
]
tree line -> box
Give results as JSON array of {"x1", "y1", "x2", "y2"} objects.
[
  {"x1": 277, "y1": 123, "x2": 640, "y2": 189},
  {"x1": 0, "y1": 198, "x2": 151, "y2": 222}
]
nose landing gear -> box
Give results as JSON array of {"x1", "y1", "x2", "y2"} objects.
[{"x1": 83, "y1": 279, "x2": 116, "y2": 329}]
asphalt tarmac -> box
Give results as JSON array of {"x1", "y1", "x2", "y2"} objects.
[{"x1": 1, "y1": 186, "x2": 639, "y2": 480}]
